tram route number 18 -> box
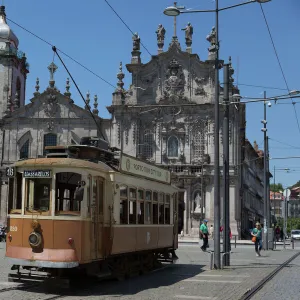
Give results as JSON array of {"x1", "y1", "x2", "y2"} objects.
[{"x1": 6, "y1": 167, "x2": 14, "y2": 178}]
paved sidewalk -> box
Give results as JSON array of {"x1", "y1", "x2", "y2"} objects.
[
  {"x1": 178, "y1": 235, "x2": 291, "y2": 246},
  {"x1": 173, "y1": 245, "x2": 298, "y2": 300}
]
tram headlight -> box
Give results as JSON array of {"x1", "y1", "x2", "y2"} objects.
[{"x1": 28, "y1": 232, "x2": 42, "y2": 248}]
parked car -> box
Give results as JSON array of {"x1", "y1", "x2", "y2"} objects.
[{"x1": 291, "y1": 230, "x2": 300, "y2": 240}]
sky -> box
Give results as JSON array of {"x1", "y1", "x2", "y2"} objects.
[{"x1": 4, "y1": 0, "x2": 300, "y2": 188}]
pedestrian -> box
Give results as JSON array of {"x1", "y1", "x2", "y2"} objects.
[
  {"x1": 280, "y1": 228, "x2": 284, "y2": 241},
  {"x1": 251, "y1": 222, "x2": 262, "y2": 257},
  {"x1": 210, "y1": 225, "x2": 214, "y2": 239},
  {"x1": 275, "y1": 225, "x2": 280, "y2": 242},
  {"x1": 199, "y1": 219, "x2": 209, "y2": 251}
]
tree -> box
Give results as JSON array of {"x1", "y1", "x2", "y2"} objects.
[
  {"x1": 270, "y1": 183, "x2": 284, "y2": 193},
  {"x1": 289, "y1": 180, "x2": 300, "y2": 189}
]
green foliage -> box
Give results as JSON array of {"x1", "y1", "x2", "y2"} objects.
[
  {"x1": 276, "y1": 217, "x2": 300, "y2": 234},
  {"x1": 270, "y1": 183, "x2": 284, "y2": 192}
]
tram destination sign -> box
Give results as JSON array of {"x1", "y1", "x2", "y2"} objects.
[
  {"x1": 24, "y1": 170, "x2": 51, "y2": 178},
  {"x1": 120, "y1": 154, "x2": 170, "y2": 184}
]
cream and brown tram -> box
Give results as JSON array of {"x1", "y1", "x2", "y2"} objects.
[{"x1": 5, "y1": 137, "x2": 179, "y2": 279}]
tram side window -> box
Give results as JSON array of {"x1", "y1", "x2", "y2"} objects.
[
  {"x1": 8, "y1": 172, "x2": 23, "y2": 214},
  {"x1": 165, "y1": 194, "x2": 170, "y2": 224},
  {"x1": 145, "y1": 190, "x2": 152, "y2": 224},
  {"x1": 55, "y1": 172, "x2": 82, "y2": 215},
  {"x1": 137, "y1": 189, "x2": 144, "y2": 224},
  {"x1": 153, "y1": 191, "x2": 158, "y2": 224},
  {"x1": 120, "y1": 186, "x2": 128, "y2": 224},
  {"x1": 159, "y1": 192, "x2": 165, "y2": 224},
  {"x1": 26, "y1": 178, "x2": 52, "y2": 213},
  {"x1": 129, "y1": 188, "x2": 137, "y2": 224}
]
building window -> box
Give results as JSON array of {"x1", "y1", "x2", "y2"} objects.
[
  {"x1": 20, "y1": 139, "x2": 29, "y2": 159},
  {"x1": 192, "y1": 125, "x2": 205, "y2": 160},
  {"x1": 43, "y1": 133, "x2": 57, "y2": 155},
  {"x1": 142, "y1": 129, "x2": 153, "y2": 159},
  {"x1": 168, "y1": 136, "x2": 179, "y2": 157}
]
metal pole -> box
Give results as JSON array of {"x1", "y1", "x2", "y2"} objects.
[
  {"x1": 222, "y1": 64, "x2": 230, "y2": 266},
  {"x1": 267, "y1": 136, "x2": 270, "y2": 229},
  {"x1": 284, "y1": 188, "x2": 287, "y2": 249},
  {"x1": 263, "y1": 91, "x2": 268, "y2": 250},
  {"x1": 213, "y1": 0, "x2": 221, "y2": 269},
  {"x1": 201, "y1": 163, "x2": 204, "y2": 221}
]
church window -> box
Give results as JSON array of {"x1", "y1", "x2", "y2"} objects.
[
  {"x1": 142, "y1": 129, "x2": 153, "y2": 159},
  {"x1": 192, "y1": 124, "x2": 205, "y2": 160},
  {"x1": 167, "y1": 136, "x2": 179, "y2": 157},
  {"x1": 20, "y1": 139, "x2": 29, "y2": 159},
  {"x1": 43, "y1": 133, "x2": 57, "y2": 155}
]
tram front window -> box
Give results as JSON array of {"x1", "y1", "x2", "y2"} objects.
[
  {"x1": 25, "y1": 178, "x2": 52, "y2": 213},
  {"x1": 55, "y1": 172, "x2": 83, "y2": 215}
]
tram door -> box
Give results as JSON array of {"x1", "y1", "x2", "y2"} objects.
[
  {"x1": 173, "y1": 193, "x2": 179, "y2": 249},
  {"x1": 90, "y1": 177, "x2": 104, "y2": 259}
]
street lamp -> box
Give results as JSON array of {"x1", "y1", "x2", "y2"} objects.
[{"x1": 163, "y1": 0, "x2": 271, "y2": 269}]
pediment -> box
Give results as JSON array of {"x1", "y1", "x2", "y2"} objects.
[{"x1": 4, "y1": 89, "x2": 98, "y2": 121}]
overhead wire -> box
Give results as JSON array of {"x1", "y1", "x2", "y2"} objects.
[
  {"x1": 103, "y1": 0, "x2": 152, "y2": 56},
  {"x1": 269, "y1": 137, "x2": 300, "y2": 150},
  {"x1": 259, "y1": 4, "x2": 300, "y2": 136},
  {"x1": 7, "y1": 18, "x2": 117, "y2": 89}
]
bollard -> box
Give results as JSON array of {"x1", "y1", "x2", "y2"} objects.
[
  {"x1": 292, "y1": 239, "x2": 294, "y2": 250},
  {"x1": 208, "y1": 251, "x2": 214, "y2": 270},
  {"x1": 235, "y1": 235, "x2": 237, "y2": 248},
  {"x1": 274, "y1": 240, "x2": 276, "y2": 250}
]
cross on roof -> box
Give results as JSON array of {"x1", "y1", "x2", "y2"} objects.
[{"x1": 48, "y1": 62, "x2": 58, "y2": 81}]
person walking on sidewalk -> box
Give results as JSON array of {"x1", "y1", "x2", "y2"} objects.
[
  {"x1": 199, "y1": 219, "x2": 209, "y2": 251},
  {"x1": 251, "y1": 222, "x2": 262, "y2": 256},
  {"x1": 210, "y1": 225, "x2": 214, "y2": 239}
]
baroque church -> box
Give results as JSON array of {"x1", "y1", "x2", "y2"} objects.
[{"x1": 0, "y1": 6, "x2": 263, "y2": 237}]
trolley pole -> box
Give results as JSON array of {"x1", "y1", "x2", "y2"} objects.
[{"x1": 222, "y1": 63, "x2": 230, "y2": 266}]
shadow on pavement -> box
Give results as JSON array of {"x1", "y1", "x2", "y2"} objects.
[{"x1": 22, "y1": 263, "x2": 206, "y2": 298}]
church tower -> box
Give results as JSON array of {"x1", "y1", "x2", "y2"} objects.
[{"x1": 0, "y1": 6, "x2": 29, "y2": 119}]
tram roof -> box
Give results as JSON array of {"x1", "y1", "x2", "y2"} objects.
[{"x1": 14, "y1": 157, "x2": 114, "y2": 173}]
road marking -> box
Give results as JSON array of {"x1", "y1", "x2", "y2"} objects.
[
  {"x1": 172, "y1": 273, "x2": 249, "y2": 278},
  {"x1": 195, "y1": 274, "x2": 249, "y2": 278},
  {"x1": 183, "y1": 279, "x2": 242, "y2": 283},
  {"x1": 174, "y1": 296, "x2": 217, "y2": 300}
]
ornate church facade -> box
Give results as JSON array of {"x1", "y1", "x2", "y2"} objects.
[
  {"x1": 0, "y1": 6, "x2": 265, "y2": 237},
  {"x1": 108, "y1": 24, "x2": 246, "y2": 237}
]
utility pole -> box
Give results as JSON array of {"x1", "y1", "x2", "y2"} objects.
[
  {"x1": 262, "y1": 91, "x2": 269, "y2": 250},
  {"x1": 213, "y1": 0, "x2": 221, "y2": 270},
  {"x1": 222, "y1": 63, "x2": 230, "y2": 266},
  {"x1": 267, "y1": 136, "x2": 270, "y2": 228}
]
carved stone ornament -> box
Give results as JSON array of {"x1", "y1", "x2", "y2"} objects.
[
  {"x1": 194, "y1": 77, "x2": 208, "y2": 96},
  {"x1": 159, "y1": 58, "x2": 188, "y2": 104},
  {"x1": 43, "y1": 93, "x2": 58, "y2": 118}
]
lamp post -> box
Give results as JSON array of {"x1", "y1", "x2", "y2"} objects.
[{"x1": 164, "y1": 0, "x2": 271, "y2": 270}]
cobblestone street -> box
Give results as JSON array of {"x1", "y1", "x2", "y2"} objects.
[{"x1": 0, "y1": 242, "x2": 298, "y2": 300}]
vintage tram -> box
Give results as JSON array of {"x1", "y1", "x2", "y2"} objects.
[{"x1": 5, "y1": 137, "x2": 178, "y2": 279}]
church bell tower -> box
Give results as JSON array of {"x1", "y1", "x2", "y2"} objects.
[{"x1": 0, "y1": 6, "x2": 29, "y2": 119}]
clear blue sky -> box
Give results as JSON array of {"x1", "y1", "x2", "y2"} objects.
[{"x1": 6, "y1": 0, "x2": 300, "y2": 188}]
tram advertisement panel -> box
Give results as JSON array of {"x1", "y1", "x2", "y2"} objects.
[{"x1": 120, "y1": 154, "x2": 170, "y2": 184}]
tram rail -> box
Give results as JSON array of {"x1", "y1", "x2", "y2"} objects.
[{"x1": 239, "y1": 251, "x2": 300, "y2": 300}]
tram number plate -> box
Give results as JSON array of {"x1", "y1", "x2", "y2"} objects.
[
  {"x1": 6, "y1": 167, "x2": 14, "y2": 178},
  {"x1": 10, "y1": 226, "x2": 17, "y2": 232}
]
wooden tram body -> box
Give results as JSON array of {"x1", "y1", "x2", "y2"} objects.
[{"x1": 5, "y1": 138, "x2": 178, "y2": 278}]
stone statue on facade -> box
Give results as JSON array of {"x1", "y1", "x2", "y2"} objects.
[
  {"x1": 156, "y1": 24, "x2": 166, "y2": 52},
  {"x1": 181, "y1": 22, "x2": 193, "y2": 49},
  {"x1": 132, "y1": 32, "x2": 140, "y2": 51},
  {"x1": 194, "y1": 193, "x2": 201, "y2": 213},
  {"x1": 206, "y1": 26, "x2": 217, "y2": 51}
]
